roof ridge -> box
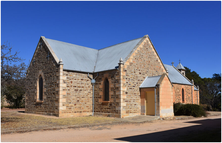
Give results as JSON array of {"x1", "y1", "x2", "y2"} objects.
[
  {"x1": 93, "y1": 51, "x2": 99, "y2": 72},
  {"x1": 45, "y1": 37, "x2": 98, "y2": 52},
  {"x1": 98, "y1": 37, "x2": 143, "y2": 51},
  {"x1": 169, "y1": 64, "x2": 193, "y2": 85}
]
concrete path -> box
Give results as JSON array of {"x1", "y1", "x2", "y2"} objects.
[{"x1": 1, "y1": 116, "x2": 220, "y2": 142}]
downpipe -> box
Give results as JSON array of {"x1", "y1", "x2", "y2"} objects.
[{"x1": 88, "y1": 73, "x2": 98, "y2": 116}]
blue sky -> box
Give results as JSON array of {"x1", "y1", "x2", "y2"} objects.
[{"x1": 1, "y1": 1, "x2": 221, "y2": 78}]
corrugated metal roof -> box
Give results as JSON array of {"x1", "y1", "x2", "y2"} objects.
[
  {"x1": 45, "y1": 37, "x2": 143, "y2": 73},
  {"x1": 176, "y1": 62, "x2": 185, "y2": 70},
  {"x1": 164, "y1": 64, "x2": 192, "y2": 85},
  {"x1": 194, "y1": 86, "x2": 198, "y2": 90},
  {"x1": 42, "y1": 37, "x2": 199, "y2": 89},
  {"x1": 140, "y1": 75, "x2": 161, "y2": 88},
  {"x1": 94, "y1": 38, "x2": 143, "y2": 72},
  {"x1": 46, "y1": 38, "x2": 98, "y2": 72}
]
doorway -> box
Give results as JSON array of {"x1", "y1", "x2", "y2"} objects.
[{"x1": 145, "y1": 91, "x2": 155, "y2": 115}]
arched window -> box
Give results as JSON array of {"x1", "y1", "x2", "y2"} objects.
[
  {"x1": 182, "y1": 88, "x2": 184, "y2": 103},
  {"x1": 39, "y1": 76, "x2": 43, "y2": 101},
  {"x1": 104, "y1": 78, "x2": 109, "y2": 101}
]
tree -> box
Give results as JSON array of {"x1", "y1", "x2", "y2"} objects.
[
  {"x1": 1, "y1": 43, "x2": 27, "y2": 108},
  {"x1": 185, "y1": 66, "x2": 221, "y2": 111}
]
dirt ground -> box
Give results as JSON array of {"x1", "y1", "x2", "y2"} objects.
[
  {"x1": 1, "y1": 109, "x2": 117, "y2": 134},
  {"x1": 1, "y1": 116, "x2": 221, "y2": 142},
  {"x1": 1, "y1": 108, "x2": 25, "y2": 112}
]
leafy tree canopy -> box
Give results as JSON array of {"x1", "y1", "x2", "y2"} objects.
[
  {"x1": 1, "y1": 43, "x2": 27, "y2": 108},
  {"x1": 185, "y1": 66, "x2": 221, "y2": 111}
]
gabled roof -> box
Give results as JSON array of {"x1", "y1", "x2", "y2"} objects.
[
  {"x1": 44, "y1": 36, "x2": 143, "y2": 73},
  {"x1": 194, "y1": 85, "x2": 198, "y2": 91},
  {"x1": 176, "y1": 62, "x2": 185, "y2": 70},
  {"x1": 140, "y1": 75, "x2": 162, "y2": 88},
  {"x1": 94, "y1": 37, "x2": 143, "y2": 72},
  {"x1": 164, "y1": 64, "x2": 192, "y2": 85},
  {"x1": 140, "y1": 73, "x2": 173, "y2": 88},
  {"x1": 46, "y1": 38, "x2": 98, "y2": 72}
]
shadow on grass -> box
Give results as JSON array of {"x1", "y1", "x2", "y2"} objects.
[
  {"x1": 115, "y1": 118, "x2": 221, "y2": 142},
  {"x1": 18, "y1": 111, "x2": 25, "y2": 113},
  {"x1": 1, "y1": 117, "x2": 21, "y2": 123}
]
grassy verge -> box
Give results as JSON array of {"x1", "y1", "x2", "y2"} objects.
[{"x1": 1, "y1": 111, "x2": 116, "y2": 134}]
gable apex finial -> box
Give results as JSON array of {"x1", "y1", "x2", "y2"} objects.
[
  {"x1": 144, "y1": 35, "x2": 149, "y2": 38},
  {"x1": 119, "y1": 57, "x2": 124, "y2": 64},
  {"x1": 59, "y1": 58, "x2": 63, "y2": 65}
]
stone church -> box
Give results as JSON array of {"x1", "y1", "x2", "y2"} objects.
[{"x1": 25, "y1": 35, "x2": 199, "y2": 118}]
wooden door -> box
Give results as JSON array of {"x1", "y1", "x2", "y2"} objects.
[{"x1": 146, "y1": 91, "x2": 155, "y2": 115}]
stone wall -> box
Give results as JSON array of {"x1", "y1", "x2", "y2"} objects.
[
  {"x1": 25, "y1": 40, "x2": 60, "y2": 116},
  {"x1": 59, "y1": 71, "x2": 93, "y2": 117},
  {"x1": 173, "y1": 84, "x2": 193, "y2": 104},
  {"x1": 159, "y1": 75, "x2": 174, "y2": 117},
  {"x1": 93, "y1": 70, "x2": 121, "y2": 117},
  {"x1": 194, "y1": 90, "x2": 199, "y2": 105},
  {"x1": 121, "y1": 37, "x2": 166, "y2": 117}
]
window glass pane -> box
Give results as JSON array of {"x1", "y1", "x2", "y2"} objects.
[
  {"x1": 182, "y1": 89, "x2": 184, "y2": 103},
  {"x1": 104, "y1": 79, "x2": 109, "y2": 101},
  {"x1": 39, "y1": 76, "x2": 43, "y2": 101}
]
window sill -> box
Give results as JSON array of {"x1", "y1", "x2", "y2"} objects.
[
  {"x1": 102, "y1": 101, "x2": 110, "y2": 105},
  {"x1": 36, "y1": 101, "x2": 43, "y2": 103}
]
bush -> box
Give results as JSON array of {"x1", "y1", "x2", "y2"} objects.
[
  {"x1": 174, "y1": 103, "x2": 206, "y2": 117},
  {"x1": 200, "y1": 104, "x2": 213, "y2": 111},
  {"x1": 174, "y1": 102, "x2": 183, "y2": 113}
]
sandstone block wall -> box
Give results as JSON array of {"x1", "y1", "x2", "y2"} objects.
[
  {"x1": 159, "y1": 76, "x2": 174, "y2": 117},
  {"x1": 93, "y1": 70, "x2": 121, "y2": 117},
  {"x1": 173, "y1": 84, "x2": 194, "y2": 104},
  {"x1": 59, "y1": 71, "x2": 93, "y2": 117},
  {"x1": 194, "y1": 90, "x2": 199, "y2": 105},
  {"x1": 121, "y1": 37, "x2": 166, "y2": 117},
  {"x1": 25, "y1": 41, "x2": 60, "y2": 116}
]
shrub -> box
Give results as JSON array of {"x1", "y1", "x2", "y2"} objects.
[
  {"x1": 174, "y1": 103, "x2": 206, "y2": 117},
  {"x1": 200, "y1": 104, "x2": 213, "y2": 111},
  {"x1": 174, "y1": 102, "x2": 183, "y2": 113}
]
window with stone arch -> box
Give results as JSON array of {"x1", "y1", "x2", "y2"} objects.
[
  {"x1": 104, "y1": 78, "x2": 109, "y2": 101},
  {"x1": 182, "y1": 88, "x2": 185, "y2": 103},
  {"x1": 38, "y1": 75, "x2": 43, "y2": 101}
]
